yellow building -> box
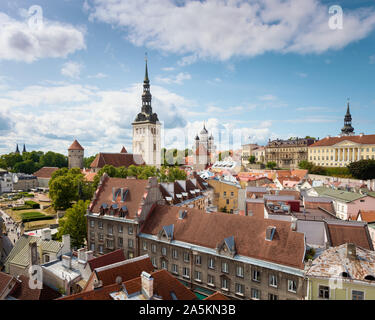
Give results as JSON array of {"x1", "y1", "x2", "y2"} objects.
[
  {"x1": 306, "y1": 243, "x2": 375, "y2": 300},
  {"x1": 207, "y1": 179, "x2": 241, "y2": 213},
  {"x1": 308, "y1": 134, "x2": 375, "y2": 167}
]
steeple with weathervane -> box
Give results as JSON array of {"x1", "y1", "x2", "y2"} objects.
[{"x1": 340, "y1": 98, "x2": 355, "y2": 136}]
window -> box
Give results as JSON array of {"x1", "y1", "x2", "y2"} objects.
[
  {"x1": 151, "y1": 257, "x2": 157, "y2": 268},
  {"x1": 183, "y1": 267, "x2": 190, "y2": 278},
  {"x1": 90, "y1": 231, "x2": 95, "y2": 240},
  {"x1": 183, "y1": 252, "x2": 190, "y2": 262},
  {"x1": 231, "y1": 192, "x2": 234, "y2": 197},
  {"x1": 161, "y1": 260, "x2": 167, "y2": 270},
  {"x1": 208, "y1": 275, "x2": 215, "y2": 286},
  {"x1": 128, "y1": 239, "x2": 134, "y2": 248},
  {"x1": 151, "y1": 244, "x2": 156, "y2": 253},
  {"x1": 269, "y1": 274, "x2": 277, "y2": 287},
  {"x1": 90, "y1": 220, "x2": 94, "y2": 228},
  {"x1": 252, "y1": 270, "x2": 260, "y2": 282},
  {"x1": 221, "y1": 278, "x2": 229, "y2": 290},
  {"x1": 128, "y1": 225, "x2": 133, "y2": 235},
  {"x1": 352, "y1": 290, "x2": 364, "y2": 300},
  {"x1": 223, "y1": 191, "x2": 227, "y2": 197},
  {"x1": 172, "y1": 249, "x2": 178, "y2": 259},
  {"x1": 251, "y1": 288, "x2": 260, "y2": 300},
  {"x1": 161, "y1": 247, "x2": 167, "y2": 256},
  {"x1": 90, "y1": 243, "x2": 95, "y2": 251},
  {"x1": 99, "y1": 233, "x2": 103, "y2": 241},
  {"x1": 118, "y1": 237, "x2": 123, "y2": 247},
  {"x1": 44, "y1": 255, "x2": 50, "y2": 263},
  {"x1": 226, "y1": 199, "x2": 229, "y2": 205},
  {"x1": 195, "y1": 271, "x2": 202, "y2": 282},
  {"x1": 288, "y1": 280, "x2": 297, "y2": 293},
  {"x1": 142, "y1": 241, "x2": 147, "y2": 250},
  {"x1": 107, "y1": 240, "x2": 114, "y2": 248},
  {"x1": 108, "y1": 225, "x2": 113, "y2": 235},
  {"x1": 235, "y1": 283, "x2": 244, "y2": 295},
  {"x1": 98, "y1": 221, "x2": 103, "y2": 229},
  {"x1": 269, "y1": 293, "x2": 278, "y2": 300},
  {"x1": 208, "y1": 258, "x2": 215, "y2": 269},
  {"x1": 318, "y1": 285, "x2": 330, "y2": 299},
  {"x1": 118, "y1": 225, "x2": 123, "y2": 233},
  {"x1": 222, "y1": 262, "x2": 229, "y2": 273},
  {"x1": 195, "y1": 255, "x2": 202, "y2": 265},
  {"x1": 172, "y1": 264, "x2": 178, "y2": 274},
  {"x1": 236, "y1": 266, "x2": 244, "y2": 278},
  {"x1": 128, "y1": 252, "x2": 134, "y2": 259},
  {"x1": 99, "y1": 245, "x2": 104, "y2": 254}
]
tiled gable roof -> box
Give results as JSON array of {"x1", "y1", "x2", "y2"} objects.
[
  {"x1": 0, "y1": 272, "x2": 13, "y2": 296},
  {"x1": 358, "y1": 210, "x2": 375, "y2": 223},
  {"x1": 33, "y1": 167, "x2": 59, "y2": 178},
  {"x1": 141, "y1": 205, "x2": 306, "y2": 269},
  {"x1": 90, "y1": 153, "x2": 145, "y2": 169},
  {"x1": 204, "y1": 292, "x2": 229, "y2": 300},
  {"x1": 87, "y1": 249, "x2": 126, "y2": 271}
]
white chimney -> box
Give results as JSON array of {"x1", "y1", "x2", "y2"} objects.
[
  {"x1": 61, "y1": 234, "x2": 71, "y2": 256},
  {"x1": 291, "y1": 217, "x2": 297, "y2": 231},
  {"x1": 78, "y1": 248, "x2": 86, "y2": 262},
  {"x1": 41, "y1": 228, "x2": 51, "y2": 241},
  {"x1": 85, "y1": 251, "x2": 94, "y2": 262},
  {"x1": 141, "y1": 271, "x2": 154, "y2": 299},
  {"x1": 62, "y1": 255, "x2": 72, "y2": 269}
]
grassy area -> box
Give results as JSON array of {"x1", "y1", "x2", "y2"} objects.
[{"x1": 24, "y1": 219, "x2": 58, "y2": 231}]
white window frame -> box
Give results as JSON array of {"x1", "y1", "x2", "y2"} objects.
[
  {"x1": 288, "y1": 279, "x2": 297, "y2": 293},
  {"x1": 236, "y1": 266, "x2": 244, "y2": 278},
  {"x1": 183, "y1": 267, "x2": 190, "y2": 279},
  {"x1": 208, "y1": 258, "x2": 215, "y2": 269},
  {"x1": 221, "y1": 278, "x2": 229, "y2": 290},
  {"x1": 222, "y1": 262, "x2": 229, "y2": 273},
  {"x1": 172, "y1": 264, "x2": 178, "y2": 274},
  {"x1": 269, "y1": 274, "x2": 278, "y2": 288},
  {"x1": 235, "y1": 283, "x2": 244, "y2": 295}
]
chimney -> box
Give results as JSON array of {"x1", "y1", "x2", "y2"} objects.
[
  {"x1": 291, "y1": 217, "x2": 297, "y2": 231},
  {"x1": 29, "y1": 242, "x2": 39, "y2": 266},
  {"x1": 62, "y1": 234, "x2": 71, "y2": 256},
  {"x1": 85, "y1": 250, "x2": 94, "y2": 261},
  {"x1": 77, "y1": 248, "x2": 86, "y2": 262},
  {"x1": 141, "y1": 271, "x2": 154, "y2": 299},
  {"x1": 93, "y1": 279, "x2": 103, "y2": 290},
  {"x1": 62, "y1": 255, "x2": 72, "y2": 269},
  {"x1": 346, "y1": 243, "x2": 357, "y2": 260},
  {"x1": 41, "y1": 228, "x2": 51, "y2": 241}
]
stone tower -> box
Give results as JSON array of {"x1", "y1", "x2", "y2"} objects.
[
  {"x1": 340, "y1": 100, "x2": 355, "y2": 136},
  {"x1": 68, "y1": 139, "x2": 84, "y2": 169},
  {"x1": 132, "y1": 57, "x2": 161, "y2": 167}
]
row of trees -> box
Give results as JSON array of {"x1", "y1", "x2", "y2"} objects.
[
  {"x1": 298, "y1": 159, "x2": 375, "y2": 180},
  {"x1": 0, "y1": 151, "x2": 68, "y2": 174}
]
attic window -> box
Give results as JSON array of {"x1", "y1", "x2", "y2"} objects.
[
  {"x1": 178, "y1": 210, "x2": 187, "y2": 220},
  {"x1": 266, "y1": 226, "x2": 276, "y2": 241},
  {"x1": 341, "y1": 272, "x2": 350, "y2": 278},
  {"x1": 364, "y1": 275, "x2": 375, "y2": 281}
]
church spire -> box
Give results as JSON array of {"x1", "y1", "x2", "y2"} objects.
[
  {"x1": 341, "y1": 98, "x2": 355, "y2": 136},
  {"x1": 15, "y1": 144, "x2": 20, "y2": 154},
  {"x1": 22, "y1": 144, "x2": 26, "y2": 153},
  {"x1": 144, "y1": 53, "x2": 149, "y2": 83}
]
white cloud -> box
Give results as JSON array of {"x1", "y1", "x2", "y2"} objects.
[
  {"x1": 88, "y1": 72, "x2": 108, "y2": 79},
  {"x1": 162, "y1": 67, "x2": 175, "y2": 71},
  {"x1": 61, "y1": 61, "x2": 84, "y2": 79},
  {"x1": 0, "y1": 12, "x2": 86, "y2": 62},
  {"x1": 87, "y1": 0, "x2": 375, "y2": 62},
  {"x1": 258, "y1": 94, "x2": 277, "y2": 101},
  {"x1": 155, "y1": 72, "x2": 192, "y2": 85}
]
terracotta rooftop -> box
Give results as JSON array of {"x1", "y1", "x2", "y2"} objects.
[
  {"x1": 87, "y1": 249, "x2": 126, "y2": 271},
  {"x1": 310, "y1": 134, "x2": 375, "y2": 147},
  {"x1": 357, "y1": 210, "x2": 375, "y2": 223},
  {"x1": 33, "y1": 167, "x2": 59, "y2": 179},
  {"x1": 120, "y1": 146, "x2": 128, "y2": 153},
  {"x1": 141, "y1": 205, "x2": 306, "y2": 269},
  {"x1": 204, "y1": 292, "x2": 230, "y2": 300},
  {"x1": 89, "y1": 177, "x2": 150, "y2": 219},
  {"x1": 68, "y1": 139, "x2": 84, "y2": 150},
  {"x1": 8, "y1": 275, "x2": 61, "y2": 300},
  {"x1": 90, "y1": 153, "x2": 144, "y2": 168},
  {"x1": 0, "y1": 272, "x2": 13, "y2": 297},
  {"x1": 326, "y1": 221, "x2": 374, "y2": 250},
  {"x1": 59, "y1": 269, "x2": 196, "y2": 300}
]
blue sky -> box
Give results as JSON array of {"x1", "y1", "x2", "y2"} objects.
[{"x1": 0, "y1": 0, "x2": 375, "y2": 157}]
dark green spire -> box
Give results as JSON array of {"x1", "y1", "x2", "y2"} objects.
[{"x1": 144, "y1": 54, "x2": 149, "y2": 83}]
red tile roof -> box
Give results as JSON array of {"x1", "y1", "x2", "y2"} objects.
[
  {"x1": 326, "y1": 223, "x2": 373, "y2": 250},
  {"x1": 120, "y1": 146, "x2": 128, "y2": 153},
  {"x1": 204, "y1": 292, "x2": 230, "y2": 300},
  {"x1": 33, "y1": 167, "x2": 59, "y2": 178},
  {"x1": 89, "y1": 177, "x2": 149, "y2": 219},
  {"x1": 0, "y1": 272, "x2": 14, "y2": 297},
  {"x1": 310, "y1": 134, "x2": 375, "y2": 147},
  {"x1": 94, "y1": 255, "x2": 154, "y2": 287},
  {"x1": 88, "y1": 249, "x2": 126, "y2": 271},
  {"x1": 358, "y1": 210, "x2": 375, "y2": 223},
  {"x1": 58, "y1": 269, "x2": 196, "y2": 300},
  {"x1": 141, "y1": 205, "x2": 306, "y2": 269},
  {"x1": 9, "y1": 275, "x2": 61, "y2": 300},
  {"x1": 90, "y1": 153, "x2": 144, "y2": 169},
  {"x1": 68, "y1": 139, "x2": 84, "y2": 150}
]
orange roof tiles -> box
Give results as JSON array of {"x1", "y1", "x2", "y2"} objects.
[
  {"x1": 90, "y1": 153, "x2": 144, "y2": 168},
  {"x1": 87, "y1": 249, "x2": 126, "y2": 271},
  {"x1": 326, "y1": 223, "x2": 373, "y2": 250},
  {"x1": 68, "y1": 139, "x2": 84, "y2": 150},
  {"x1": 358, "y1": 210, "x2": 375, "y2": 223},
  {"x1": 204, "y1": 292, "x2": 230, "y2": 300},
  {"x1": 310, "y1": 134, "x2": 375, "y2": 147},
  {"x1": 33, "y1": 167, "x2": 59, "y2": 178}
]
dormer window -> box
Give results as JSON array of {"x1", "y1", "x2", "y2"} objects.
[{"x1": 266, "y1": 226, "x2": 276, "y2": 241}]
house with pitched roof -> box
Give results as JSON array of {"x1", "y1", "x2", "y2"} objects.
[{"x1": 33, "y1": 166, "x2": 59, "y2": 188}]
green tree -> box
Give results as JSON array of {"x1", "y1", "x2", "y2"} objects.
[
  {"x1": 1, "y1": 153, "x2": 23, "y2": 170},
  {"x1": 310, "y1": 166, "x2": 327, "y2": 175},
  {"x1": 248, "y1": 155, "x2": 256, "y2": 164},
  {"x1": 22, "y1": 151, "x2": 44, "y2": 163},
  {"x1": 56, "y1": 200, "x2": 89, "y2": 248},
  {"x1": 83, "y1": 155, "x2": 96, "y2": 169},
  {"x1": 220, "y1": 206, "x2": 228, "y2": 213},
  {"x1": 348, "y1": 160, "x2": 375, "y2": 180},
  {"x1": 13, "y1": 160, "x2": 38, "y2": 174},
  {"x1": 92, "y1": 165, "x2": 118, "y2": 188},
  {"x1": 40, "y1": 151, "x2": 68, "y2": 168},
  {"x1": 298, "y1": 160, "x2": 314, "y2": 171},
  {"x1": 266, "y1": 161, "x2": 277, "y2": 169}
]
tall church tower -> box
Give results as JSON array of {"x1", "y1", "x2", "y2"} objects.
[
  {"x1": 68, "y1": 139, "x2": 84, "y2": 169},
  {"x1": 132, "y1": 57, "x2": 161, "y2": 167},
  {"x1": 340, "y1": 99, "x2": 355, "y2": 136}
]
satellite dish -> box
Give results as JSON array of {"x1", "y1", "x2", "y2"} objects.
[{"x1": 12, "y1": 174, "x2": 19, "y2": 184}]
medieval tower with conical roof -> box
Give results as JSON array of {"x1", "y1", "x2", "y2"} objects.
[
  {"x1": 68, "y1": 139, "x2": 84, "y2": 169},
  {"x1": 132, "y1": 57, "x2": 161, "y2": 167}
]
